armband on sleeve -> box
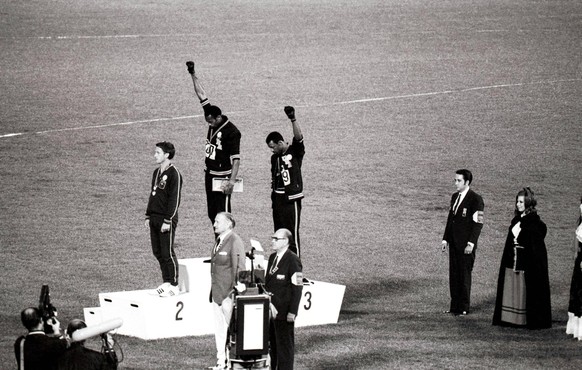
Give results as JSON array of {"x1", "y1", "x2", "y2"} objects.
[
  {"x1": 291, "y1": 272, "x2": 303, "y2": 286},
  {"x1": 473, "y1": 211, "x2": 484, "y2": 224}
]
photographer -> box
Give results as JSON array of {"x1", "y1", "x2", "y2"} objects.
[
  {"x1": 14, "y1": 307, "x2": 69, "y2": 370},
  {"x1": 57, "y1": 319, "x2": 118, "y2": 370}
]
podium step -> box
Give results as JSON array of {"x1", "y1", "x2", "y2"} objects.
[{"x1": 84, "y1": 258, "x2": 345, "y2": 340}]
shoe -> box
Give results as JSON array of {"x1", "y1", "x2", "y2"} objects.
[
  {"x1": 208, "y1": 365, "x2": 227, "y2": 370},
  {"x1": 443, "y1": 310, "x2": 453, "y2": 314},
  {"x1": 457, "y1": 311, "x2": 468, "y2": 316},
  {"x1": 159, "y1": 284, "x2": 180, "y2": 297},
  {"x1": 156, "y1": 282, "x2": 170, "y2": 295},
  {"x1": 186, "y1": 61, "x2": 195, "y2": 74}
]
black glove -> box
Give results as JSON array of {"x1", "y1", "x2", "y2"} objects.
[
  {"x1": 284, "y1": 106, "x2": 295, "y2": 120},
  {"x1": 186, "y1": 61, "x2": 195, "y2": 74}
]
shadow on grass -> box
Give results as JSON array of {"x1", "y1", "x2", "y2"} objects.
[{"x1": 342, "y1": 277, "x2": 422, "y2": 304}]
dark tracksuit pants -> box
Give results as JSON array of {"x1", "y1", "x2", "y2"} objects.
[
  {"x1": 149, "y1": 215, "x2": 178, "y2": 285},
  {"x1": 205, "y1": 172, "x2": 231, "y2": 225},
  {"x1": 272, "y1": 192, "x2": 301, "y2": 257}
]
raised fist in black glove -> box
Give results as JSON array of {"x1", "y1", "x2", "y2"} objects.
[
  {"x1": 284, "y1": 106, "x2": 295, "y2": 120},
  {"x1": 186, "y1": 61, "x2": 195, "y2": 74}
]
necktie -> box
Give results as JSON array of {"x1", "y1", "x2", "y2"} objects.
[
  {"x1": 270, "y1": 256, "x2": 278, "y2": 274},
  {"x1": 453, "y1": 193, "x2": 461, "y2": 214},
  {"x1": 213, "y1": 238, "x2": 221, "y2": 255}
]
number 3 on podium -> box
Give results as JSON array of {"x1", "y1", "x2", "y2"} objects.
[{"x1": 303, "y1": 291, "x2": 312, "y2": 310}]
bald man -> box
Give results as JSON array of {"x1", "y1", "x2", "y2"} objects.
[{"x1": 14, "y1": 307, "x2": 68, "y2": 370}]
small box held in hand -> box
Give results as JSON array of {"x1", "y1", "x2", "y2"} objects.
[{"x1": 212, "y1": 177, "x2": 244, "y2": 192}]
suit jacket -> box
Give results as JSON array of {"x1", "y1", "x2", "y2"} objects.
[
  {"x1": 265, "y1": 249, "x2": 303, "y2": 320},
  {"x1": 443, "y1": 189, "x2": 484, "y2": 249},
  {"x1": 15, "y1": 332, "x2": 68, "y2": 370},
  {"x1": 210, "y1": 231, "x2": 246, "y2": 303},
  {"x1": 56, "y1": 343, "x2": 117, "y2": 370}
]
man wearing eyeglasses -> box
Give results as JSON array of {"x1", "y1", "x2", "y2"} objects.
[{"x1": 265, "y1": 229, "x2": 303, "y2": 370}]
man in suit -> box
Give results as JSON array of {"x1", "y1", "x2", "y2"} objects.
[
  {"x1": 441, "y1": 169, "x2": 484, "y2": 316},
  {"x1": 265, "y1": 228, "x2": 303, "y2": 370},
  {"x1": 57, "y1": 319, "x2": 117, "y2": 370},
  {"x1": 209, "y1": 212, "x2": 246, "y2": 370},
  {"x1": 14, "y1": 307, "x2": 69, "y2": 370}
]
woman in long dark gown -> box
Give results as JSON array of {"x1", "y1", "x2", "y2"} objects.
[
  {"x1": 492, "y1": 188, "x2": 552, "y2": 329},
  {"x1": 566, "y1": 197, "x2": 582, "y2": 339}
]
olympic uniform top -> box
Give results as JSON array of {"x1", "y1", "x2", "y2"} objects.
[
  {"x1": 271, "y1": 137, "x2": 305, "y2": 202},
  {"x1": 201, "y1": 98, "x2": 241, "y2": 177},
  {"x1": 145, "y1": 164, "x2": 183, "y2": 225}
]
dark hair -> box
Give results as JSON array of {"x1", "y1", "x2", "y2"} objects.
[
  {"x1": 206, "y1": 105, "x2": 222, "y2": 118},
  {"x1": 515, "y1": 187, "x2": 537, "y2": 216},
  {"x1": 156, "y1": 141, "x2": 176, "y2": 160},
  {"x1": 265, "y1": 131, "x2": 284, "y2": 145},
  {"x1": 21, "y1": 307, "x2": 41, "y2": 331},
  {"x1": 66, "y1": 319, "x2": 87, "y2": 338},
  {"x1": 456, "y1": 169, "x2": 473, "y2": 185}
]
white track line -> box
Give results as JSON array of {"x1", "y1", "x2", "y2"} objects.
[
  {"x1": 0, "y1": 115, "x2": 202, "y2": 139},
  {"x1": 1, "y1": 78, "x2": 580, "y2": 139},
  {"x1": 1, "y1": 34, "x2": 204, "y2": 40}
]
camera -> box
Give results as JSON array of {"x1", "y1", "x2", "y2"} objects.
[{"x1": 38, "y1": 285, "x2": 58, "y2": 334}]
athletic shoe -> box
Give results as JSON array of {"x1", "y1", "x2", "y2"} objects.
[
  {"x1": 156, "y1": 282, "x2": 170, "y2": 295},
  {"x1": 159, "y1": 284, "x2": 179, "y2": 297}
]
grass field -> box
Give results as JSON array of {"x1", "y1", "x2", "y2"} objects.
[{"x1": 1, "y1": 0, "x2": 581, "y2": 369}]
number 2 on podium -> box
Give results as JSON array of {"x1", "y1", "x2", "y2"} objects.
[{"x1": 176, "y1": 301, "x2": 184, "y2": 321}]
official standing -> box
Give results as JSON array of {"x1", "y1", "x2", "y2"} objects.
[
  {"x1": 145, "y1": 141, "x2": 183, "y2": 297},
  {"x1": 15, "y1": 307, "x2": 69, "y2": 370},
  {"x1": 187, "y1": 61, "x2": 241, "y2": 230},
  {"x1": 209, "y1": 212, "x2": 246, "y2": 370},
  {"x1": 266, "y1": 228, "x2": 303, "y2": 370},
  {"x1": 265, "y1": 107, "x2": 305, "y2": 257},
  {"x1": 441, "y1": 169, "x2": 484, "y2": 315}
]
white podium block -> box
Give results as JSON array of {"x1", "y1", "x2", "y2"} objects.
[
  {"x1": 295, "y1": 280, "x2": 346, "y2": 327},
  {"x1": 83, "y1": 307, "x2": 103, "y2": 327},
  {"x1": 85, "y1": 258, "x2": 345, "y2": 339},
  {"x1": 178, "y1": 257, "x2": 211, "y2": 294},
  {"x1": 98, "y1": 289, "x2": 214, "y2": 339}
]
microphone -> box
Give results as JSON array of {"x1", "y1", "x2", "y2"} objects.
[
  {"x1": 246, "y1": 247, "x2": 256, "y2": 260},
  {"x1": 71, "y1": 318, "x2": 123, "y2": 342}
]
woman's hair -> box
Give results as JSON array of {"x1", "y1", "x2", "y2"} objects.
[{"x1": 515, "y1": 187, "x2": 537, "y2": 216}]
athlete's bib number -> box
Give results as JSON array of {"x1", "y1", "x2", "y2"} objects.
[
  {"x1": 281, "y1": 169, "x2": 291, "y2": 186},
  {"x1": 205, "y1": 142, "x2": 216, "y2": 160}
]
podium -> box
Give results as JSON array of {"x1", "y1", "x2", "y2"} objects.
[
  {"x1": 84, "y1": 258, "x2": 345, "y2": 340},
  {"x1": 295, "y1": 280, "x2": 345, "y2": 327}
]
